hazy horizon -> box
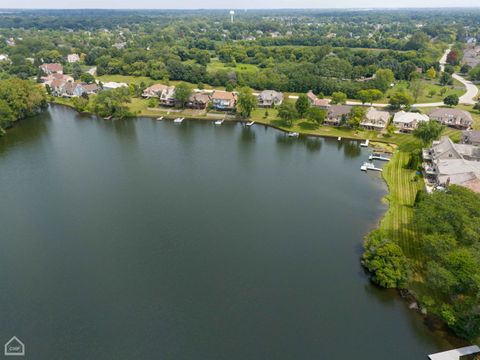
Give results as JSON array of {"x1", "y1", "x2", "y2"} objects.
[{"x1": 2, "y1": 2, "x2": 480, "y2": 10}]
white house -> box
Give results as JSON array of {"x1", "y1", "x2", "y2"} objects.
[{"x1": 392, "y1": 111, "x2": 429, "y2": 133}]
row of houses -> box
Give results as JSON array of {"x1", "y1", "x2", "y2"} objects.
[
  {"x1": 306, "y1": 90, "x2": 474, "y2": 131},
  {"x1": 423, "y1": 134, "x2": 480, "y2": 193},
  {"x1": 41, "y1": 71, "x2": 100, "y2": 97},
  {"x1": 142, "y1": 84, "x2": 285, "y2": 110}
]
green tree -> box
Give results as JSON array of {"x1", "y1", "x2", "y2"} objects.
[
  {"x1": 389, "y1": 90, "x2": 414, "y2": 109},
  {"x1": 277, "y1": 102, "x2": 298, "y2": 126},
  {"x1": 440, "y1": 72, "x2": 453, "y2": 86},
  {"x1": 173, "y1": 82, "x2": 192, "y2": 108},
  {"x1": 295, "y1": 94, "x2": 310, "y2": 118},
  {"x1": 306, "y1": 107, "x2": 326, "y2": 126},
  {"x1": 80, "y1": 73, "x2": 95, "y2": 84},
  {"x1": 357, "y1": 89, "x2": 383, "y2": 105},
  {"x1": 237, "y1": 86, "x2": 257, "y2": 118},
  {"x1": 444, "y1": 94, "x2": 459, "y2": 107},
  {"x1": 0, "y1": 99, "x2": 15, "y2": 131},
  {"x1": 331, "y1": 91, "x2": 347, "y2": 105},
  {"x1": 412, "y1": 121, "x2": 444, "y2": 145},
  {"x1": 348, "y1": 106, "x2": 366, "y2": 129},
  {"x1": 373, "y1": 69, "x2": 395, "y2": 92},
  {"x1": 428, "y1": 89, "x2": 436, "y2": 98},
  {"x1": 362, "y1": 230, "x2": 409, "y2": 288},
  {"x1": 409, "y1": 79, "x2": 425, "y2": 102}
]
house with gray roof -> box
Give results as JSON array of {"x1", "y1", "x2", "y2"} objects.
[
  {"x1": 257, "y1": 90, "x2": 283, "y2": 107},
  {"x1": 360, "y1": 107, "x2": 390, "y2": 131},
  {"x1": 429, "y1": 108, "x2": 473, "y2": 130},
  {"x1": 422, "y1": 136, "x2": 480, "y2": 192},
  {"x1": 392, "y1": 111, "x2": 429, "y2": 133},
  {"x1": 462, "y1": 130, "x2": 480, "y2": 146},
  {"x1": 324, "y1": 105, "x2": 352, "y2": 126}
]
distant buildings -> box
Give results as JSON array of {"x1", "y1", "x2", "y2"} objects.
[
  {"x1": 67, "y1": 54, "x2": 80, "y2": 63},
  {"x1": 40, "y1": 63, "x2": 63, "y2": 75}
]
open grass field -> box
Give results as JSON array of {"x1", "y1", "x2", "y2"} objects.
[
  {"x1": 96, "y1": 75, "x2": 220, "y2": 90},
  {"x1": 207, "y1": 59, "x2": 260, "y2": 74},
  {"x1": 379, "y1": 79, "x2": 465, "y2": 104}
]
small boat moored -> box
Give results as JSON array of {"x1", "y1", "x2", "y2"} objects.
[
  {"x1": 287, "y1": 132, "x2": 299, "y2": 137},
  {"x1": 156, "y1": 116, "x2": 164, "y2": 121},
  {"x1": 337, "y1": 137, "x2": 342, "y2": 141},
  {"x1": 246, "y1": 121, "x2": 255, "y2": 127},
  {"x1": 214, "y1": 119, "x2": 224, "y2": 125},
  {"x1": 173, "y1": 117, "x2": 184, "y2": 123}
]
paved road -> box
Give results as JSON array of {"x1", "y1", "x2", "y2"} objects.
[
  {"x1": 439, "y1": 46, "x2": 478, "y2": 105},
  {"x1": 288, "y1": 46, "x2": 479, "y2": 108}
]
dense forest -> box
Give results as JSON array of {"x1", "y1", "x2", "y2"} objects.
[
  {"x1": 0, "y1": 78, "x2": 47, "y2": 135},
  {"x1": 1, "y1": 9, "x2": 479, "y2": 96},
  {"x1": 363, "y1": 186, "x2": 480, "y2": 340}
]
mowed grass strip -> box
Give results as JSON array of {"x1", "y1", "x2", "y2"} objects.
[{"x1": 379, "y1": 151, "x2": 423, "y2": 261}]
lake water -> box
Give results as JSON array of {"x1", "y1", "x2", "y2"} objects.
[{"x1": 0, "y1": 105, "x2": 452, "y2": 359}]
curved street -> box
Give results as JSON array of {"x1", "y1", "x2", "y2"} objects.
[{"x1": 297, "y1": 46, "x2": 479, "y2": 108}]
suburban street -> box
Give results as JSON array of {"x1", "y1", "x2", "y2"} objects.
[{"x1": 289, "y1": 46, "x2": 479, "y2": 108}]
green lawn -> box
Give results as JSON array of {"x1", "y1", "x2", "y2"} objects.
[
  {"x1": 379, "y1": 79, "x2": 465, "y2": 104},
  {"x1": 95, "y1": 74, "x2": 219, "y2": 89},
  {"x1": 207, "y1": 59, "x2": 260, "y2": 74}
]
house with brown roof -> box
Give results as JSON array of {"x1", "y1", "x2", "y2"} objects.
[
  {"x1": 40, "y1": 63, "x2": 63, "y2": 75},
  {"x1": 188, "y1": 93, "x2": 210, "y2": 109},
  {"x1": 429, "y1": 108, "x2": 473, "y2": 130},
  {"x1": 142, "y1": 84, "x2": 171, "y2": 98},
  {"x1": 306, "y1": 90, "x2": 331, "y2": 109},
  {"x1": 324, "y1": 105, "x2": 352, "y2": 126},
  {"x1": 211, "y1": 91, "x2": 237, "y2": 111}
]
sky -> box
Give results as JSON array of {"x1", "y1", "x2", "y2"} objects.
[{"x1": 2, "y1": 0, "x2": 480, "y2": 9}]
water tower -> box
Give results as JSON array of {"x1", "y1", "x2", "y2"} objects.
[{"x1": 229, "y1": 10, "x2": 235, "y2": 23}]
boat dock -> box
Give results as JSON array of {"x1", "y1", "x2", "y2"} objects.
[
  {"x1": 360, "y1": 162, "x2": 382, "y2": 172},
  {"x1": 156, "y1": 116, "x2": 164, "y2": 121},
  {"x1": 287, "y1": 132, "x2": 299, "y2": 137},
  {"x1": 173, "y1": 117, "x2": 184, "y2": 123},
  {"x1": 214, "y1": 119, "x2": 224, "y2": 125},
  {"x1": 360, "y1": 139, "x2": 369, "y2": 147},
  {"x1": 369, "y1": 153, "x2": 390, "y2": 161},
  {"x1": 428, "y1": 345, "x2": 480, "y2": 360},
  {"x1": 246, "y1": 121, "x2": 255, "y2": 127}
]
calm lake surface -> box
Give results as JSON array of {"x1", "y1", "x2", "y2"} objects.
[{"x1": 0, "y1": 105, "x2": 452, "y2": 359}]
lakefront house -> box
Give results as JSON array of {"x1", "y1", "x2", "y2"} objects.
[
  {"x1": 360, "y1": 107, "x2": 391, "y2": 131},
  {"x1": 324, "y1": 105, "x2": 352, "y2": 126},
  {"x1": 392, "y1": 111, "x2": 429, "y2": 133},
  {"x1": 307, "y1": 90, "x2": 331, "y2": 109},
  {"x1": 211, "y1": 91, "x2": 237, "y2": 111},
  {"x1": 428, "y1": 108, "x2": 473, "y2": 130},
  {"x1": 257, "y1": 90, "x2": 283, "y2": 107}
]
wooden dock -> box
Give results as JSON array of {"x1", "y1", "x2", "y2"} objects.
[{"x1": 428, "y1": 345, "x2": 480, "y2": 360}]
